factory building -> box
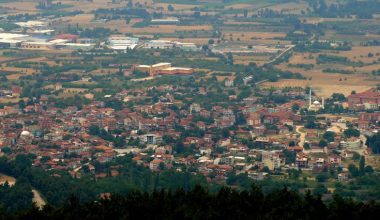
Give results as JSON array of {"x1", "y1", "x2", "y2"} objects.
[{"x1": 135, "y1": 63, "x2": 193, "y2": 76}]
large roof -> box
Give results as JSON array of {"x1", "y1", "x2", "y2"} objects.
[
  {"x1": 0, "y1": 33, "x2": 29, "y2": 40},
  {"x1": 348, "y1": 88, "x2": 380, "y2": 99}
]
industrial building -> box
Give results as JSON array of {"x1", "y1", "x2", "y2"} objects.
[
  {"x1": 0, "y1": 33, "x2": 29, "y2": 48},
  {"x1": 151, "y1": 18, "x2": 180, "y2": 25},
  {"x1": 21, "y1": 41, "x2": 55, "y2": 50},
  {"x1": 159, "y1": 67, "x2": 193, "y2": 75},
  {"x1": 135, "y1": 63, "x2": 193, "y2": 76},
  {"x1": 143, "y1": 40, "x2": 174, "y2": 49},
  {"x1": 175, "y1": 42, "x2": 199, "y2": 51},
  {"x1": 15, "y1": 20, "x2": 48, "y2": 28},
  {"x1": 107, "y1": 36, "x2": 139, "y2": 51}
]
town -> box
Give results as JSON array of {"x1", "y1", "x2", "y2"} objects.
[{"x1": 1, "y1": 0, "x2": 380, "y2": 212}]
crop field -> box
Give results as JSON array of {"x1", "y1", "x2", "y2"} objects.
[
  {"x1": 266, "y1": 63, "x2": 379, "y2": 96},
  {"x1": 62, "y1": 14, "x2": 94, "y2": 27},
  {"x1": 155, "y1": 3, "x2": 199, "y2": 11},
  {"x1": 233, "y1": 54, "x2": 272, "y2": 65},
  {"x1": 1, "y1": 1, "x2": 39, "y2": 13},
  {"x1": 288, "y1": 52, "x2": 316, "y2": 65},
  {"x1": 266, "y1": 1, "x2": 309, "y2": 14},
  {"x1": 221, "y1": 31, "x2": 286, "y2": 42},
  {"x1": 60, "y1": 0, "x2": 135, "y2": 12},
  {"x1": 322, "y1": 31, "x2": 380, "y2": 45},
  {"x1": 337, "y1": 46, "x2": 380, "y2": 64}
]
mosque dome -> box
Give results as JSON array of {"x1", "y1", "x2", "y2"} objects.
[{"x1": 21, "y1": 130, "x2": 31, "y2": 136}]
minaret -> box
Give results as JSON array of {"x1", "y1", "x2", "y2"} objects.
[{"x1": 322, "y1": 97, "x2": 325, "y2": 109}]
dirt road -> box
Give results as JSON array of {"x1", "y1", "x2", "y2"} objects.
[{"x1": 296, "y1": 126, "x2": 306, "y2": 147}]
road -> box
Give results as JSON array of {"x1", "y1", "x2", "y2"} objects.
[
  {"x1": 266, "y1": 45, "x2": 295, "y2": 65},
  {"x1": 296, "y1": 126, "x2": 306, "y2": 147}
]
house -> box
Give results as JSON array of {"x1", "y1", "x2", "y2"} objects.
[
  {"x1": 348, "y1": 88, "x2": 380, "y2": 110},
  {"x1": 140, "y1": 133, "x2": 163, "y2": 145},
  {"x1": 225, "y1": 78, "x2": 234, "y2": 87},
  {"x1": 328, "y1": 155, "x2": 341, "y2": 166},
  {"x1": 149, "y1": 158, "x2": 163, "y2": 171},
  {"x1": 247, "y1": 112, "x2": 261, "y2": 126},
  {"x1": 296, "y1": 157, "x2": 308, "y2": 168},
  {"x1": 247, "y1": 171, "x2": 268, "y2": 181},
  {"x1": 338, "y1": 173, "x2": 349, "y2": 182},
  {"x1": 262, "y1": 151, "x2": 281, "y2": 171},
  {"x1": 190, "y1": 103, "x2": 201, "y2": 113}
]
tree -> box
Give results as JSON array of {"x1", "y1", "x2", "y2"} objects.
[
  {"x1": 288, "y1": 169, "x2": 301, "y2": 180},
  {"x1": 40, "y1": 156, "x2": 50, "y2": 164},
  {"x1": 158, "y1": 162, "x2": 165, "y2": 171},
  {"x1": 366, "y1": 132, "x2": 380, "y2": 154},
  {"x1": 305, "y1": 117, "x2": 317, "y2": 129},
  {"x1": 343, "y1": 128, "x2": 360, "y2": 138},
  {"x1": 208, "y1": 39, "x2": 215, "y2": 45},
  {"x1": 359, "y1": 156, "x2": 365, "y2": 176},
  {"x1": 243, "y1": 9, "x2": 248, "y2": 18},
  {"x1": 316, "y1": 174, "x2": 328, "y2": 182},
  {"x1": 167, "y1": 5, "x2": 174, "y2": 12},
  {"x1": 89, "y1": 125, "x2": 100, "y2": 135},
  {"x1": 0, "y1": 75, "x2": 7, "y2": 82},
  {"x1": 313, "y1": 184, "x2": 328, "y2": 195},
  {"x1": 364, "y1": 165, "x2": 374, "y2": 173},
  {"x1": 331, "y1": 93, "x2": 346, "y2": 101},
  {"x1": 292, "y1": 103, "x2": 300, "y2": 113},
  {"x1": 303, "y1": 142, "x2": 310, "y2": 149},
  {"x1": 1, "y1": 147, "x2": 12, "y2": 154},
  {"x1": 323, "y1": 131, "x2": 335, "y2": 142},
  {"x1": 319, "y1": 139, "x2": 328, "y2": 147},
  {"x1": 127, "y1": 0, "x2": 133, "y2": 7},
  {"x1": 283, "y1": 149, "x2": 296, "y2": 164},
  {"x1": 348, "y1": 164, "x2": 359, "y2": 177}
]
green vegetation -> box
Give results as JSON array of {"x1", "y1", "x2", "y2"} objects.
[
  {"x1": 2, "y1": 184, "x2": 380, "y2": 219},
  {"x1": 0, "y1": 22, "x2": 20, "y2": 31}
]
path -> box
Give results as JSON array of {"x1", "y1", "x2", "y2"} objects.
[
  {"x1": 296, "y1": 126, "x2": 306, "y2": 147},
  {"x1": 266, "y1": 45, "x2": 295, "y2": 65}
]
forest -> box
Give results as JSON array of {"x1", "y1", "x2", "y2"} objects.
[{"x1": 1, "y1": 185, "x2": 380, "y2": 219}]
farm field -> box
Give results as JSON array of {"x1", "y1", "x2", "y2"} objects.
[{"x1": 265, "y1": 64, "x2": 379, "y2": 96}]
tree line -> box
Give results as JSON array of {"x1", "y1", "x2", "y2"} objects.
[{"x1": 1, "y1": 185, "x2": 380, "y2": 219}]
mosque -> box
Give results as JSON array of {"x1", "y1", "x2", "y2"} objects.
[{"x1": 308, "y1": 89, "x2": 324, "y2": 111}]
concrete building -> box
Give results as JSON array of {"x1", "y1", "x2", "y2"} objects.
[
  {"x1": 20, "y1": 41, "x2": 55, "y2": 50},
  {"x1": 159, "y1": 67, "x2": 193, "y2": 75},
  {"x1": 57, "y1": 43, "x2": 95, "y2": 50},
  {"x1": 143, "y1": 40, "x2": 174, "y2": 49},
  {"x1": 151, "y1": 18, "x2": 180, "y2": 25},
  {"x1": 107, "y1": 36, "x2": 138, "y2": 51},
  {"x1": 0, "y1": 33, "x2": 29, "y2": 48},
  {"x1": 15, "y1": 20, "x2": 48, "y2": 28},
  {"x1": 348, "y1": 88, "x2": 380, "y2": 110},
  {"x1": 175, "y1": 42, "x2": 198, "y2": 51},
  {"x1": 262, "y1": 151, "x2": 281, "y2": 171},
  {"x1": 140, "y1": 133, "x2": 163, "y2": 145}
]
